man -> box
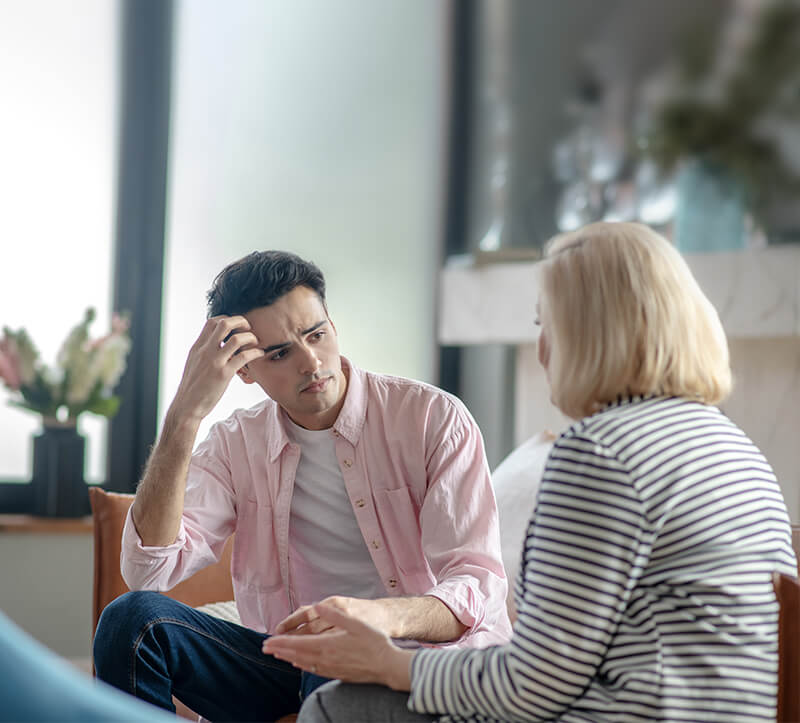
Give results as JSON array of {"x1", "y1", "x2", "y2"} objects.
[{"x1": 93, "y1": 251, "x2": 511, "y2": 722}]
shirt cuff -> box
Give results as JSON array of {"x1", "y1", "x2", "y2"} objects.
[
  {"x1": 423, "y1": 577, "x2": 486, "y2": 638},
  {"x1": 122, "y1": 507, "x2": 187, "y2": 558}
]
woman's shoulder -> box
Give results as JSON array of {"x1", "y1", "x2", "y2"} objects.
[{"x1": 573, "y1": 395, "x2": 725, "y2": 438}]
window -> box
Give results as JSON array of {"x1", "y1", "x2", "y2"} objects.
[{"x1": 0, "y1": 0, "x2": 119, "y2": 484}]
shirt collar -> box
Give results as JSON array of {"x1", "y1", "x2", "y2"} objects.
[
  {"x1": 331, "y1": 356, "x2": 366, "y2": 446},
  {"x1": 597, "y1": 393, "x2": 664, "y2": 414},
  {"x1": 264, "y1": 355, "x2": 365, "y2": 461}
]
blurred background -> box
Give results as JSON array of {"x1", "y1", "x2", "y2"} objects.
[{"x1": 1, "y1": 0, "x2": 799, "y2": 658}]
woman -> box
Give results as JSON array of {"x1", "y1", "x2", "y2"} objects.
[{"x1": 265, "y1": 221, "x2": 796, "y2": 722}]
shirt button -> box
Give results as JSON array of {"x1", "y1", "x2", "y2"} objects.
[
  {"x1": 388, "y1": 579, "x2": 397, "y2": 588},
  {"x1": 343, "y1": 459, "x2": 353, "y2": 468},
  {"x1": 371, "y1": 540, "x2": 381, "y2": 549},
  {"x1": 355, "y1": 498, "x2": 366, "y2": 508},
  {"x1": 332, "y1": 429, "x2": 340, "y2": 437}
]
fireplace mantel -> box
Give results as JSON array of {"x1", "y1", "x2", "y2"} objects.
[{"x1": 439, "y1": 245, "x2": 800, "y2": 345}]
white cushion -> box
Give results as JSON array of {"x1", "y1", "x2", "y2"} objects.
[
  {"x1": 492, "y1": 431, "x2": 555, "y2": 584},
  {"x1": 194, "y1": 600, "x2": 241, "y2": 625}
]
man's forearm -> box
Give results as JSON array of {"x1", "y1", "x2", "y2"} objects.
[
  {"x1": 377, "y1": 595, "x2": 468, "y2": 642},
  {"x1": 130, "y1": 409, "x2": 200, "y2": 547}
]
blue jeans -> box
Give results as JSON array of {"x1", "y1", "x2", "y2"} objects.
[{"x1": 93, "y1": 591, "x2": 330, "y2": 721}]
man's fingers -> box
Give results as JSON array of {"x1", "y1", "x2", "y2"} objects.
[
  {"x1": 285, "y1": 619, "x2": 334, "y2": 636},
  {"x1": 230, "y1": 345, "x2": 264, "y2": 371},
  {"x1": 195, "y1": 315, "x2": 246, "y2": 348},
  {"x1": 275, "y1": 605, "x2": 315, "y2": 634},
  {"x1": 313, "y1": 602, "x2": 374, "y2": 634},
  {"x1": 220, "y1": 331, "x2": 260, "y2": 357}
]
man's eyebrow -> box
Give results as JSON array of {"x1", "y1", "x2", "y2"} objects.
[{"x1": 262, "y1": 320, "x2": 327, "y2": 353}]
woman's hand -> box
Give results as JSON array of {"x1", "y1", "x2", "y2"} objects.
[{"x1": 263, "y1": 602, "x2": 414, "y2": 691}]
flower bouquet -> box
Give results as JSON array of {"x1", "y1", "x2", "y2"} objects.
[
  {"x1": 0, "y1": 308, "x2": 132, "y2": 516},
  {"x1": 0, "y1": 308, "x2": 131, "y2": 425}
]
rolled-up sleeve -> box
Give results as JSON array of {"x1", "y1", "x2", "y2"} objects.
[
  {"x1": 120, "y1": 430, "x2": 237, "y2": 592},
  {"x1": 419, "y1": 402, "x2": 511, "y2": 645}
]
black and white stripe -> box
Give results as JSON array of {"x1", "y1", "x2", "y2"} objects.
[{"x1": 409, "y1": 396, "x2": 796, "y2": 722}]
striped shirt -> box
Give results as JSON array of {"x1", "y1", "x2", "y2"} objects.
[{"x1": 409, "y1": 396, "x2": 796, "y2": 722}]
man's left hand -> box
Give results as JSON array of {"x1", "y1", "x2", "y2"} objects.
[{"x1": 274, "y1": 596, "x2": 395, "y2": 637}]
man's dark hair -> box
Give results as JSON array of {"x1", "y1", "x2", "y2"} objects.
[{"x1": 206, "y1": 250, "x2": 326, "y2": 318}]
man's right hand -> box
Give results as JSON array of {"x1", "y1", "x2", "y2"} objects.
[
  {"x1": 131, "y1": 316, "x2": 264, "y2": 547},
  {"x1": 171, "y1": 315, "x2": 265, "y2": 423}
]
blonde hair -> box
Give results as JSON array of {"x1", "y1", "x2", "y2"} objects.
[{"x1": 540, "y1": 221, "x2": 731, "y2": 419}]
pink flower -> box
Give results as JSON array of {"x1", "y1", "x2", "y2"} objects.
[{"x1": 90, "y1": 312, "x2": 131, "y2": 351}]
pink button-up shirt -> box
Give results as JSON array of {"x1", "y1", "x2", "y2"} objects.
[{"x1": 121, "y1": 358, "x2": 512, "y2": 648}]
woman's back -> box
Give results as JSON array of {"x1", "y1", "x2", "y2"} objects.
[{"x1": 521, "y1": 394, "x2": 796, "y2": 721}]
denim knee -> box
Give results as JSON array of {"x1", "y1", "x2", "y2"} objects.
[{"x1": 93, "y1": 591, "x2": 174, "y2": 674}]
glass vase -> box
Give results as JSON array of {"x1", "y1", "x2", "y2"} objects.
[{"x1": 673, "y1": 158, "x2": 746, "y2": 253}]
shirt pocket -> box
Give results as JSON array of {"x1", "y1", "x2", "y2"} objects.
[
  {"x1": 232, "y1": 498, "x2": 283, "y2": 594},
  {"x1": 378, "y1": 487, "x2": 426, "y2": 576}
]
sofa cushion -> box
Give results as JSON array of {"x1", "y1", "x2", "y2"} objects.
[{"x1": 492, "y1": 431, "x2": 555, "y2": 587}]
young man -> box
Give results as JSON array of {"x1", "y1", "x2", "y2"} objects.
[{"x1": 93, "y1": 251, "x2": 512, "y2": 722}]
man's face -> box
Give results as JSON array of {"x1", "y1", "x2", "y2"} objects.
[{"x1": 238, "y1": 285, "x2": 347, "y2": 430}]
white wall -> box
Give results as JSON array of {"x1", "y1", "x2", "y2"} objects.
[
  {"x1": 160, "y1": 0, "x2": 448, "y2": 442},
  {"x1": 0, "y1": 533, "x2": 93, "y2": 659}
]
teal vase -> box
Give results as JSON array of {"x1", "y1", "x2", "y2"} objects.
[{"x1": 674, "y1": 159, "x2": 746, "y2": 253}]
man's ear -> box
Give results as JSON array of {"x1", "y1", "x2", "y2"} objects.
[
  {"x1": 328, "y1": 316, "x2": 337, "y2": 336},
  {"x1": 237, "y1": 364, "x2": 255, "y2": 384}
]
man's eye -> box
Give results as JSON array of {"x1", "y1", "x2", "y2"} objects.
[
  {"x1": 311, "y1": 331, "x2": 325, "y2": 341},
  {"x1": 269, "y1": 348, "x2": 288, "y2": 361}
]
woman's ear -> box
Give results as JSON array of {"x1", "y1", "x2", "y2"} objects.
[{"x1": 237, "y1": 364, "x2": 254, "y2": 384}]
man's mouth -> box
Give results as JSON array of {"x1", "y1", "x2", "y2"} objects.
[{"x1": 301, "y1": 376, "x2": 332, "y2": 394}]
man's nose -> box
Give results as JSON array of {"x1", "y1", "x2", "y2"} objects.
[{"x1": 298, "y1": 344, "x2": 322, "y2": 375}]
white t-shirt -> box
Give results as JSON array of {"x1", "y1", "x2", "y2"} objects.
[{"x1": 286, "y1": 419, "x2": 386, "y2": 606}]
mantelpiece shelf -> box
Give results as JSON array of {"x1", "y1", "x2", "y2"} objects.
[
  {"x1": 0, "y1": 515, "x2": 92, "y2": 534},
  {"x1": 439, "y1": 245, "x2": 800, "y2": 345}
]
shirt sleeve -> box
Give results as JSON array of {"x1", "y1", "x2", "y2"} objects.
[
  {"x1": 120, "y1": 425, "x2": 238, "y2": 591},
  {"x1": 408, "y1": 431, "x2": 649, "y2": 721},
  {"x1": 417, "y1": 397, "x2": 511, "y2": 643}
]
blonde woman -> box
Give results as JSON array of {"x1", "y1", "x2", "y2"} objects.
[{"x1": 265, "y1": 222, "x2": 796, "y2": 722}]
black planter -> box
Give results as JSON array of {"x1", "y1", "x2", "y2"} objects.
[{"x1": 31, "y1": 424, "x2": 89, "y2": 517}]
